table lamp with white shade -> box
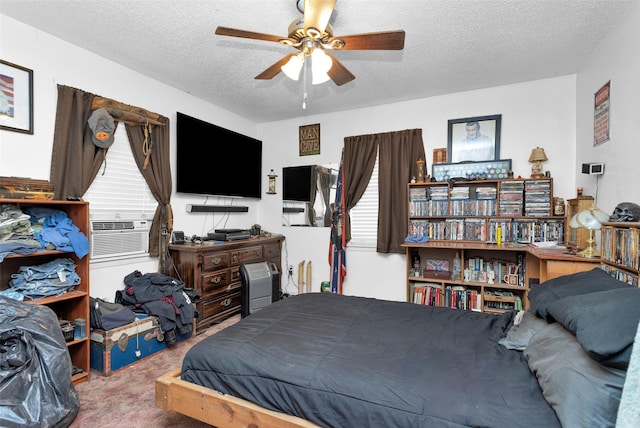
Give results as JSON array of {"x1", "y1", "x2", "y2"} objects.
[{"x1": 569, "y1": 206, "x2": 610, "y2": 258}]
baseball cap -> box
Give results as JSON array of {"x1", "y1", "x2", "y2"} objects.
[{"x1": 87, "y1": 108, "x2": 115, "y2": 148}]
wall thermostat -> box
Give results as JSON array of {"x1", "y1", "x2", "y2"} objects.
[{"x1": 582, "y1": 163, "x2": 604, "y2": 175}]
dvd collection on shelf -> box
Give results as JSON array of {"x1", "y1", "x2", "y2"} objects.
[
  {"x1": 407, "y1": 178, "x2": 563, "y2": 243},
  {"x1": 600, "y1": 222, "x2": 640, "y2": 286}
]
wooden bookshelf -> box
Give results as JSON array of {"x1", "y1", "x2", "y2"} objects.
[
  {"x1": 407, "y1": 178, "x2": 565, "y2": 244},
  {"x1": 402, "y1": 240, "x2": 601, "y2": 314},
  {"x1": 600, "y1": 221, "x2": 640, "y2": 286},
  {"x1": 0, "y1": 198, "x2": 91, "y2": 384}
]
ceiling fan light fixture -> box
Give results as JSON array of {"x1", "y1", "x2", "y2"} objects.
[
  {"x1": 281, "y1": 53, "x2": 304, "y2": 81},
  {"x1": 311, "y1": 48, "x2": 332, "y2": 85}
]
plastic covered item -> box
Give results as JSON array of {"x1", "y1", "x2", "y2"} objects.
[{"x1": 0, "y1": 296, "x2": 79, "y2": 427}]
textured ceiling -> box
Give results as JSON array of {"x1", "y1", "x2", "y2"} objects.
[{"x1": 1, "y1": 0, "x2": 633, "y2": 123}]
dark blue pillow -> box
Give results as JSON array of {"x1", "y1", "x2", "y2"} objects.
[
  {"x1": 527, "y1": 268, "x2": 630, "y2": 319},
  {"x1": 546, "y1": 287, "x2": 640, "y2": 369}
]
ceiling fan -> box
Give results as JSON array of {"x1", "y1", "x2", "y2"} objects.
[{"x1": 215, "y1": 0, "x2": 405, "y2": 86}]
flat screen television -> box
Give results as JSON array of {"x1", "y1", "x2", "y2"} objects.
[
  {"x1": 283, "y1": 165, "x2": 313, "y2": 202},
  {"x1": 176, "y1": 112, "x2": 262, "y2": 199}
]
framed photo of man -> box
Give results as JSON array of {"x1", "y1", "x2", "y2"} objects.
[{"x1": 447, "y1": 114, "x2": 501, "y2": 163}]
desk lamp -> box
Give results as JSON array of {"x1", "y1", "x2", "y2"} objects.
[{"x1": 569, "y1": 206, "x2": 609, "y2": 258}]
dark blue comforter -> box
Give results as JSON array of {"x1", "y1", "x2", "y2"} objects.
[{"x1": 182, "y1": 293, "x2": 560, "y2": 427}]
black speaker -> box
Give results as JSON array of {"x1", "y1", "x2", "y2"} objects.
[{"x1": 186, "y1": 204, "x2": 249, "y2": 213}]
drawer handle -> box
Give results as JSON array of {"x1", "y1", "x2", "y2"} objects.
[
  {"x1": 232, "y1": 254, "x2": 238, "y2": 262},
  {"x1": 210, "y1": 257, "x2": 222, "y2": 265},
  {"x1": 220, "y1": 298, "x2": 232, "y2": 307},
  {"x1": 210, "y1": 276, "x2": 222, "y2": 284}
]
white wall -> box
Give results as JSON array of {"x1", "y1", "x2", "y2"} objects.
[
  {"x1": 259, "y1": 77, "x2": 578, "y2": 301},
  {"x1": 4, "y1": 6, "x2": 637, "y2": 303},
  {"x1": 575, "y1": 1, "x2": 640, "y2": 213},
  {"x1": 0, "y1": 15, "x2": 262, "y2": 300}
]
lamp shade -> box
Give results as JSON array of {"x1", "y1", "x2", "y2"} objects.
[
  {"x1": 281, "y1": 53, "x2": 304, "y2": 81},
  {"x1": 311, "y1": 49, "x2": 332, "y2": 85},
  {"x1": 569, "y1": 207, "x2": 610, "y2": 230},
  {"x1": 528, "y1": 147, "x2": 548, "y2": 163}
]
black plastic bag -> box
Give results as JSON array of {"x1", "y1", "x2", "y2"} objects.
[{"x1": 0, "y1": 296, "x2": 80, "y2": 427}]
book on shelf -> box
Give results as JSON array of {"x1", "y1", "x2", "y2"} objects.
[
  {"x1": 475, "y1": 186, "x2": 497, "y2": 199},
  {"x1": 411, "y1": 282, "x2": 442, "y2": 306},
  {"x1": 600, "y1": 264, "x2": 639, "y2": 286},
  {"x1": 409, "y1": 187, "x2": 427, "y2": 201},
  {"x1": 450, "y1": 186, "x2": 470, "y2": 200},
  {"x1": 429, "y1": 186, "x2": 449, "y2": 200}
]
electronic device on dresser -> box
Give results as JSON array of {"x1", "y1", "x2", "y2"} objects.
[
  {"x1": 208, "y1": 229, "x2": 251, "y2": 242},
  {"x1": 171, "y1": 231, "x2": 185, "y2": 244}
]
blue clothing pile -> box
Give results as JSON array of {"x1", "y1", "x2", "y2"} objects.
[
  {"x1": 1, "y1": 258, "x2": 81, "y2": 301},
  {"x1": 404, "y1": 234, "x2": 429, "y2": 243},
  {"x1": 0, "y1": 204, "x2": 90, "y2": 262},
  {"x1": 26, "y1": 207, "x2": 90, "y2": 258}
]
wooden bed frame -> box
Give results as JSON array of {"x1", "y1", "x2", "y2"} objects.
[{"x1": 155, "y1": 368, "x2": 320, "y2": 428}]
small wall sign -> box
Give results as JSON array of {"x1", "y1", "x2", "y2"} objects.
[
  {"x1": 594, "y1": 80, "x2": 610, "y2": 146},
  {"x1": 299, "y1": 123, "x2": 320, "y2": 156}
]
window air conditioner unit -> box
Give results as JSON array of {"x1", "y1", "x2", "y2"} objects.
[{"x1": 90, "y1": 220, "x2": 150, "y2": 260}]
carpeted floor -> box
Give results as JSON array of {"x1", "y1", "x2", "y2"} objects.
[{"x1": 69, "y1": 314, "x2": 241, "y2": 428}]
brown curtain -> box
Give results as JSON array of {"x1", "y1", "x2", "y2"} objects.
[
  {"x1": 377, "y1": 129, "x2": 425, "y2": 253},
  {"x1": 343, "y1": 135, "x2": 378, "y2": 241},
  {"x1": 50, "y1": 85, "x2": 172, "y2": 261},
  {"x1": 50, "y1": 85, "x2": 105, "y2": 199},
  {"x1": 343, "y1": 128, "x2": 425, "y2": 254},
  {"x1": 125, "y1": 121, "x2": 173, "y2": 259}
]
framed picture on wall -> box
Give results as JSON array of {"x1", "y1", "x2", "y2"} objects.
[
  {"x1": 0, "y1": 60, "x2": 34, "y2": 134},
  {"x1": 447, "y1": 114, "x2": 501, "y2": 163}
]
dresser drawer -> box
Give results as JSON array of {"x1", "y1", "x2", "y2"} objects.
[
  {"x1": 201, "y1": 269, "x2": 240, "y2": 297},
  {"x1": 202, "y1": 252, "x2": 229, "y2": 271},
  {"x1": 230, "y1": 246, "x2": 262, "y2": 265},
  {"x1": 199, "y1": 291, "x2": 241, "y2": 321},
  {"x1": 263, "y1": 242, "x2": 281, "y2": 260}
]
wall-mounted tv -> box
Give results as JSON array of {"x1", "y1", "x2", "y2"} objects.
[
  {"x1": 176, "y1": 112, "x2": 262, "y2": 199},
  {"x1": 283, "y1": 165, "x2": 313, "y2": 202}
]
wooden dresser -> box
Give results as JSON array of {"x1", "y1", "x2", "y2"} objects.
[{"x1": 168, "y1": 234, "x2": 284, "y2": 333}]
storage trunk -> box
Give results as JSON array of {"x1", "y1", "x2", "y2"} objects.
[
  {"x1": 0, "y1": 176, "x2": 54, "y2": 200},
  {"x1": 90, "y1": 316, "x2": 192, "y2": 376}
]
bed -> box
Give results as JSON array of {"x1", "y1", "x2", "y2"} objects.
[{"x1": 155, "y1": 268, "x2": 640, "y2": 428}]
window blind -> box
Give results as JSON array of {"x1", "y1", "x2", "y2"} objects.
[
  {"x1": 349, "y1": 152, "x2": 379, "y2": 248},
  {"x1": 83, "y1": 125, "x2": 156, "y2": 221}
]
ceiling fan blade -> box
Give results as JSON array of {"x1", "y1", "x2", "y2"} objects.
[
  {"x1": 215, "y1": 26, "x2": 284, "y2": 43},
  {"x1": 330, "y1": 30, "x2": 405, "y2": 50},
  {"x1": 304, "y1": 0, "x2": 336, "y2": 34},
  {"x1": 325, "y1": 52, "x2": 355, "y2": 86},
  {"x1": 255, "y1": 53, "x2": 299, "y2": 80}
]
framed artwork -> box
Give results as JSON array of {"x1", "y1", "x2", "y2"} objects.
[
  {"x1": 0, "y1": 60, "x2": 34, "y2": 134},
  {"x1": 432, "y1": 148, "x2": 447, "y2": 164},
  {"x1": 447, "y1": 114, "x2": 501, "y2": 163}
]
